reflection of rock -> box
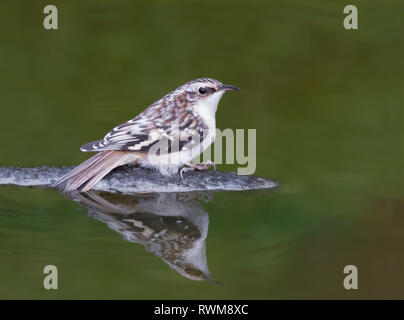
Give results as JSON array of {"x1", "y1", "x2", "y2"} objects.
[
  {"x1": 65, "y1": 191, "x2": 217, "y2": 282},
  {"x1": 0, "y1": 166, "x2": 277, "y2": 193}
]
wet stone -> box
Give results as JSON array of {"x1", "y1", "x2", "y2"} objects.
[{"x1": 0, "y1": 165, "x2": 277, "y2": 194}]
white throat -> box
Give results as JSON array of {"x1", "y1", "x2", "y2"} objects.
[{"x1": 192, "y1": 91, "x2": 225, "y2": 130}]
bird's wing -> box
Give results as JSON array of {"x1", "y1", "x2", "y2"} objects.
[
  {"x1": 80, "y1": 113, "x2": 207, "y2": 154},
  {"x1": 80, "y1": 115, "x2": 163, "y2": 152}
]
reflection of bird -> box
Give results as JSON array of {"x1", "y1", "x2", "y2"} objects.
[
  {"x1": 55, "y1": 78, "x2": 239, "y2": 192},
  {"x1": 65, "y1": 191, "x2": 218, "y2": 282}
]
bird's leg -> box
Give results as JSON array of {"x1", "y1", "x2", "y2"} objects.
[{"x1": 179, "y1": 160, "x2": 216, "y2": 179}]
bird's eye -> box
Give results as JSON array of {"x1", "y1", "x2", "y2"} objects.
[{"x1": 199, "y1": 87, "x2": 207, "y2": 94}]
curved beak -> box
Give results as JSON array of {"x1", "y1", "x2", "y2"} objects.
[{"x1": 219, "y1": 84, "x2": 240, "y2": 92}]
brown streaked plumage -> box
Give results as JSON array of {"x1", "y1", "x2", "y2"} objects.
[{"x1": 55, "y1": 78, "x2": 239, "y2": 192}]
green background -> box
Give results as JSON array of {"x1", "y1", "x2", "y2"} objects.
[{"x1": 0, "y1": 0, "x2": 403, "y2": 299}]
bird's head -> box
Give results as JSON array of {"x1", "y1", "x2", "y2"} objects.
[
  {"x1": 180, "y1": 77, "x2": 239, "y2": 97},
  {"x1": 168, "y1": 78, "x2": 239, "y2": 118}
]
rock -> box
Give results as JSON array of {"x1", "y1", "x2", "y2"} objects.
[{"x1": 0, "y1": 165, "x2": 277, "y2": 193}]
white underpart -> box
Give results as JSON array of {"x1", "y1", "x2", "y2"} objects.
[{"x1": 142, "y1": 91, "x2": 225, "y2": 175}]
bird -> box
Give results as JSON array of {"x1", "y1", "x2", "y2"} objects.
[{"x1": 55, "y1": 78, "x2": 239, "y2": 192}]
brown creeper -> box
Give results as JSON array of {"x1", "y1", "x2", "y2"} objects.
[{"x1": 55, "y1": 78, "x2": 239, "y2": 192}]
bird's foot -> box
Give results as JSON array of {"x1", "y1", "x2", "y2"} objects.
[{"x1": 179, "y1": 161, "x2": 216, "y2": 179}]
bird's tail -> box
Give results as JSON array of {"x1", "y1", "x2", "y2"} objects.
[{"x1": 54, "y1": 151, "x2": 136, "y2": 192}]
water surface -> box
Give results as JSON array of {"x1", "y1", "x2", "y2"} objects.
[{"x1": 0, "y1": 0, "x2": 403, "y2": 299}]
